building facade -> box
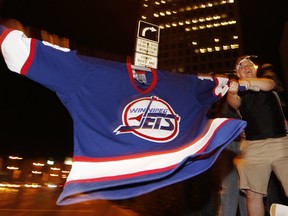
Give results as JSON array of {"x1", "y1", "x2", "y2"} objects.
[{"x1": 139, "y1": 0, "x2": 243, "y2": 74}]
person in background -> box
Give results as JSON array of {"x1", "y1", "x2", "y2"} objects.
[
  {"x1": 227, "y1": 56, "x2": 288, "y2": 216},
  {"x1": 215, "y1": 100, "x2": 247, "y2": 216},
  {"x1": 258, "y1": 63, "x2": 288, "y2": 131},
  {"x1": 258, "y1": 63, "x2": 288, "y2": 213},
  {"x1": 207, "y1": 77, "x2": 247, "y2": 216}
]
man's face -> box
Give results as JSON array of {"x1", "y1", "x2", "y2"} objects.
[{"x1": 236, "y1": 59, "x2": 257, "y2": 78}]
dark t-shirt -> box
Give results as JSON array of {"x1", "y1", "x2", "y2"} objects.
[{"x1": 239, "y1": 72, "x2": 287, "y2": 140}]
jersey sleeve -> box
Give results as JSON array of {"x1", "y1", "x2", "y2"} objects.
[
  {"x1": 194, "y1": 75, "x2": 230, "y2": 107},
  {"x1": 0, "y1": 26, "x2": 90, "y2": 101}
]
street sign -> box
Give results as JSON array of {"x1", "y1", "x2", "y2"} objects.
[
  {"x1": 136, "y1": 38, "x2": 159, "y2": 56},
  {"x1": 134, "y1": 20, "x2": 160, "y2": 68},
  {"x1": 134, "y1": 52, "x2": 158, "y2": 68},
  {"x1": 137, "y1": 20, "x2": 160, "y2": 43}
]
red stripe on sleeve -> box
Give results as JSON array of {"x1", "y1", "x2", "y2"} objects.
[{"x1": 20, "y1": 38, "x2": 37, "y2": 76}]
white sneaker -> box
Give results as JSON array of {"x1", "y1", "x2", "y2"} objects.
[{"x1": 270, "y1": 203, "x2": 288, "y2": 216}]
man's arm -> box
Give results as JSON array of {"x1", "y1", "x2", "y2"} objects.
[
  {"x1": 238, "y1": 77, "x2": 276, "y2": 92},
  {"x1": 227, "y1": 77, "x2": 277, "y2": 109},
  {"x1": 227, "y1": 80, "x2": 241, "y2": 109},
  {"x1": 0, "y1": 25, "x2": 7, "y2": 35}
]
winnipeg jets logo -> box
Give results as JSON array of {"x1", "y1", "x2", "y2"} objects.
[{"x1": 114, "y1": 96, "x2": 180, "y2": 142}]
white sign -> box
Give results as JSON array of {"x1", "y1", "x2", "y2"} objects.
[
  {"x1": 134, "y1": 52, "x2": 158, "y2": 69},
  {"x1": 137, "y1": 20, "x2": 160, "y2": 43},
  {"x1": 136, "y1": 38, "x2": 159, "y2": 56}
]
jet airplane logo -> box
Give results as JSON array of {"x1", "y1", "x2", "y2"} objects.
[{"x1": 114, "y1": 96, "x2": 180, "y2": 142}]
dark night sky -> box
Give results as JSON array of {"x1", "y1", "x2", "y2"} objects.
[
  {"x1": 0, "y1": 0, "x2": 141, "y2": 55},
  {"x1": 237, "y1": 0, "x2": 288, "y2": 73},
  {"x1": 0, "y1": 0, "x2": 288, "y2": 160},
  {"x1": 0, "y1": 0, "x2": 141, "y2": 160}
]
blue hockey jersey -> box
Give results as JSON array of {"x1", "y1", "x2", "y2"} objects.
[{"x1": 0, "y1": 26, "x2": 246, "y2": 205}]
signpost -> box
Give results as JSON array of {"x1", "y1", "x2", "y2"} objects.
[
  {"x1": 134, "y1": 52, "x2": 158, "y2": 68},
  {"x1": 134, "y1": 20, "x2": 160, "y2": 68}
]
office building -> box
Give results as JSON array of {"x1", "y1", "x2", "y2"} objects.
[{"x1": 139, "y1": 0, "x2": 243, "y2": 74}]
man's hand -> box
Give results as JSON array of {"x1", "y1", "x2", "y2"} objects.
[
  {"x1": 228, "y1": 80, "x2": 239, "y2": 94},
  {"x1": 238, "y1": 79, "x2": 251, "y2": 90},
  {"x1": 239, "y1": 78, "x2": 263, "y2": 91},
  {"x1": 0, "y1": 25, "x2": 7, "y2": 35},
  {"x1": 227, "y1": 80, "x2": 241, "y2": 109}
]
